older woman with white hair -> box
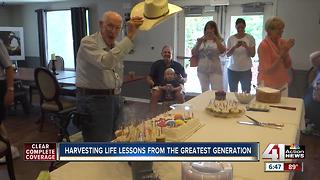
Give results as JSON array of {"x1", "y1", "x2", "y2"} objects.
[
  {"x1": 303, "y1": 50, "x2": 320, "y2": 136},
  {"x1": 257, "y1": 17, "x2": 295, "y2": 96}
]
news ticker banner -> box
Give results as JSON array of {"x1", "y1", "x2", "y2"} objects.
[
  {"x1": 265, "y1": 162, "x2": 303, "y2": 172},
  {"x1": 24, "y1": 142, "x2": 259, "y2": 161}
]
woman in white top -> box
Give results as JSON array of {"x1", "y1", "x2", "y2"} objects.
[
  {"x1": 192, "y1": 21, "x2": 226, "y2": 92},
  {"x1": 226, "y1": 18, "x2": 255, "y2": 93}
]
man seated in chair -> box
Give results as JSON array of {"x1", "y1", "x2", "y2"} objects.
[{"x1": 147, "y1": 45, "x2": 187, "y2": 114}]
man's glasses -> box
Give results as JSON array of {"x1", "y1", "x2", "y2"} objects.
[{"x1": 105, "y1": 23, "x2": 122, "y2": 32}]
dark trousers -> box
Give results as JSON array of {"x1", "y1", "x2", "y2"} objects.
[
  {"x1": 76, "y1": 94, "x2": 122, "y2": 142},
  {"x1": 0, "y1": 80, "x2": 7, "y2": 123},
  {"x1": 228, "y1": 69, "x2": 252, "y2": 93}
]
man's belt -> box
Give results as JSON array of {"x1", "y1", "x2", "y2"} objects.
[{"x1": 77, "y1": 87, "x2": 115, "y2": 96}]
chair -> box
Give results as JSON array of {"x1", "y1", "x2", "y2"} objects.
[
  {"x1": 47, "y1": 55, "x2": 65, "y2": 71},
  {"x1": 47, "y1": 110, "x2": 89, "y2": 172},
  {"x1": 0, "y1": 131, "x2": 16, "y2": 180},
  {"x1": 34, "y1": 67, "x2": 76, "y2": 141},
  {"x1": 28, "y1": 56, "x2": 65, "y2": 105}
]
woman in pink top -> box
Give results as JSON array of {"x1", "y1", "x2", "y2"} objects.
[{"x1": 257, "y1": 17, "x2": 295, "y2": 96}]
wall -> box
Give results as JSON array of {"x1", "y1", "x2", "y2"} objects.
[
  {"x1": 0, "y1": 6, "x2": 22, "y2": 26},
  {"x1": 122, "y1": 61, "x2": 152, "y2": 99},
  {"x1": 277, "y1": 0, "x2": 320, "y2": 70},
  {"x1": 117, "y1": 0, "x2": 177, "y2": 62},
  {"x1": 124, "y1": 17, "x2": 177, "y2": 62},
  {"x1": 0, "y1": 7, "x2": 11, "y2": 26}
]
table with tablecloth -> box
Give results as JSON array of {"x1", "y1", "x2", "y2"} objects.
[{"x1": 50, "y1": 91, "x2": 305, "y2": 180}]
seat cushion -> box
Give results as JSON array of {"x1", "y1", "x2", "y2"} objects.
[{"x1": 41, "y1": 97, "x2": 75, "y2": 112}]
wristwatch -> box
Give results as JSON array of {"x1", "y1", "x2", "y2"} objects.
[{"x1": 7, "y1": 87, "x2": 14, "y2": 91}]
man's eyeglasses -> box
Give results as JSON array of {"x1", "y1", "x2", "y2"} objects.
[{"x1": 105, "y1": 23, "x2": 122, "y2": 32}]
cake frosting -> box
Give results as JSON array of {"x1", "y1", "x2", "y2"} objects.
[
  {"x1": 154, "y1": 113, "x2": 203, "y2": 142},
  {"x1": 114, "y1": 114, "x2": 203, "y2": 142}
]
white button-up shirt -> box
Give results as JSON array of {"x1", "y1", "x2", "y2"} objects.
[{"x1": 76, "y1": 32, "x2": 134, "y2": 94}]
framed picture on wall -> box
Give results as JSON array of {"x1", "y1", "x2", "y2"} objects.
[{"x1": 0, "y1": 27, "x2": 25, "y2": 60}]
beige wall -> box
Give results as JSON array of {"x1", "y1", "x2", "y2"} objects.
[
  {"x1": 0, "y1": 6, "x2": 23, "y2": 26},
  {"x1": 277, "y1": 0, "x2": 320, "y2": 70}
]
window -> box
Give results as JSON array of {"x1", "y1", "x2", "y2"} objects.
[
  {"x1": 46, "y1": 9, "x2": 89, "y2": 70},
  {"x1": 46, "y1": 10, "x2": 74, "y2": 69},
  {"x1": 184, "y1": 16, "x2": 213, "y2": 62}
]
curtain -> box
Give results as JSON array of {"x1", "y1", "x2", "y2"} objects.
[
  {"x1": 71, "y1": 7, "x2": 89, "y2": 67},
  {"x1": 35, "y1": 9, "x2": 47, "y2": 67}
]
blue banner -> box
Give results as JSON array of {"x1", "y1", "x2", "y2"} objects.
[{"x1": 58, "y1": 142, "x2": 259, "y2": 161}]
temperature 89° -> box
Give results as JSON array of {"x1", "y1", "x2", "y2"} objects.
[{"x1": 289, "y1": 163, "x2": 298, "y2": 170}]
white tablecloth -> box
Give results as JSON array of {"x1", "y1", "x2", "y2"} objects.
[{"x1": 51, "y1": 91, "x2": 305, "y2": 180}]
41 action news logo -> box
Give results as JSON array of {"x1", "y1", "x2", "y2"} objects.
[{"x1": 262, "y1": 144, "x2": 305, "y2": 161}]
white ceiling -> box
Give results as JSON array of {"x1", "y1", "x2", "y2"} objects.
[{"x1": 1, "y1": 0, "x2": 71, "y2": 5}]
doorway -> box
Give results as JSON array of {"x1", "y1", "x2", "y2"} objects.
[
  {"x1": 225, "y1": 3, "x2": 273, "y2": 93},
  {"x1": 228, "y1": 15, "x2": 264, "y2": 93}
]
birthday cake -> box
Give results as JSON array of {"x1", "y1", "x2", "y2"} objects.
[
  {"x1": 206, "y1": 100, "x2": 245, "y2": 118},
  {"x1": 114, "y1": 114, "x2": 203, "y2": 142},
  {"x1": 153, "y1": 114, "x2": 203, "y2": 142},
  {"x1": 114, "y1": 122, "x2": 156, "y2": 142},
  {"x1": 256, "y1": 87, "x2": 281, "y2": 103}
]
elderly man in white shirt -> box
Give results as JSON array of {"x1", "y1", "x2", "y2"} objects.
[{"x1": 76, "y1": 11, "x2": 143, "y2": 142}]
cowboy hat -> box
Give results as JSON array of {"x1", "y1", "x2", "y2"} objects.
[{"x1": 130, "y1": 0, "x2": 182, "y2": 31}]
